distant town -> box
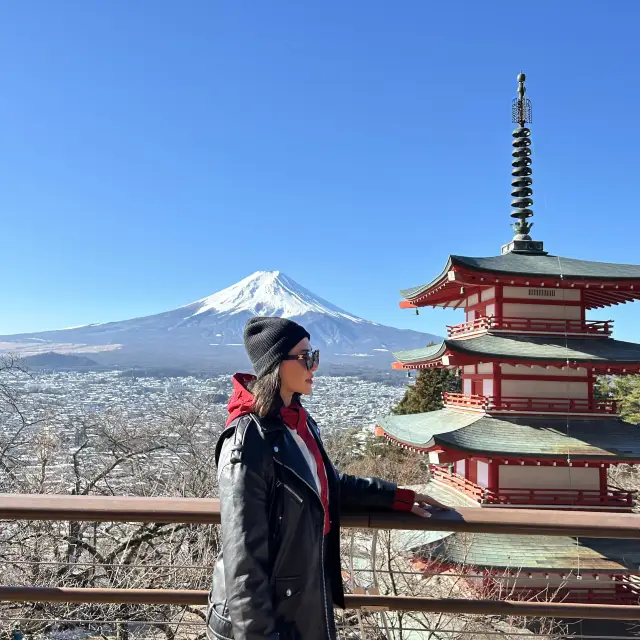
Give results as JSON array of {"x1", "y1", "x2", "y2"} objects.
[{"x1": 8, "y1": 370, "x2": 407, "y2": 436}]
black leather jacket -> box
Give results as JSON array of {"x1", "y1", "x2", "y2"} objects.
[{"x1": 207, "y1": 412, "x2": 398, "y2": 640}]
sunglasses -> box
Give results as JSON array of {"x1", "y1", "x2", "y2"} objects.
[{"x1": 282, "y1": 349, "x2": 320, "y2": 370}]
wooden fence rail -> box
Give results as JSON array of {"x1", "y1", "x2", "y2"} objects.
[{"x1": 4, "y1": 493, "x2": 640, "y2": 621}]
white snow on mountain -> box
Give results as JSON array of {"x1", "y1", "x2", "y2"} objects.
[
  {"x1": 0, "y1": 270, "x2": 441, "y2": 371},
  {"x1": 186, "y1": 270, "x2": 367, "y2": 324}
]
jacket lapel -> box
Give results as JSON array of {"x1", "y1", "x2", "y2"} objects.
[
  {"x1": 253, "y1": 413, "x2": 321, "y2": 500},
  {"x1": 277, "y1": 428, "x2": 321, "y2": 499}
]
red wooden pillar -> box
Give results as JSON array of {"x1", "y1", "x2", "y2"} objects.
[
  {"x1": 493, "y1": 362, "x2": 502, "y2": 408},
  {"x1": 468, "y1": 459, "x2": 478, "y2": 484},
  {"x1": 599, "y1": 465, "x2": 608, "y2": 492},
  {"x1": 488, "y1": 460, "x2": 499, "y2": 491},
  {"x1": 495, "y1": 285, "x2": 504, "y2": 321}
]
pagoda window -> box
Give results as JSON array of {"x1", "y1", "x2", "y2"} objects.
[
  {"x1": 500, "y1": 364, "x2": 588, "y2": 377},
  {"x1": 481, "y1": 287, "x2": 496, "y2": 302},
  {"x1": 503, "y1": 286, "x2": 582, "y2": 302},
  {"x1": 477, "y1": 363, "x2": 493, "y2": 374},
  {"x1": 501, "y1": 379, "x2": 588, "y2": 399},
  {"x1": 471, "y1": 379, "x2": 483, "y2": 396},
  {"x1": 498, "y1": 465, "x2": 600, "y2": 490},
  {"x1": 502, "y1": 301, "x2": 582, "y2": 320},
  {"x1": 482, "y1": 379, "x2": 494, "y2": 396},
  {"x1": 463, "y1": 379, "x2": 473, "y2": 395},
  {"x1": 463, "y1": 365, "x2": 476, "y2": 374},
  {"x1": 455, "y1": 459, "x2": 466, "y2": 477},
  {"x1": 485, "y1": 303, "x2": 496, "y2": 316},
  {"x1": 468, "y1": 460, "x2": 478, "y2": 484},
  {"x1": 476, "y1": 460, "x2": 489, "y2": 488}
]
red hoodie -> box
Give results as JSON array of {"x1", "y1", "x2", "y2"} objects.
[
  {"x1": 225, "y1": 373, "x2": 416, "y2": 513},
  {"x1": 226, "y1": 373, "x2": 259, "y2": 426}
]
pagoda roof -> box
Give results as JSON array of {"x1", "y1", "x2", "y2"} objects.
[
  {"x1": 402, "y1": 531, "x2": 640, "y2": 572},
  {"x1": 377, "y1": 410, "x2": 640, "y2": 460},
  {"x1": 393, "y1": 334, "x2": 640, "y2": 368},
  {"x1": 401, "y1": 253, "x2": 640, "y2": 309}
]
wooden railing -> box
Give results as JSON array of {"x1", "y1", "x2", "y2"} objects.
[
  {"x1": 442, "y1": 392, "x2": 618, "y2": 415},
  {"x1": 485, "y1": 487, "x2": 635, "y2": 509},
  {"x1": 429, "y1": 464, "x2": 486, "y2": 500},
  {"x1": 442, "y1": 392, "x2": 489, "y2": 410},
  {"x1": 491, "y1": 396, "x2": 618, "y2": 414},
  {"x1": 447, "y1": 317, "x2": 613, "y2": 338},
  {"x1": 3, "y1": 494, "x2": 640, "y2": 620},
  {"x1": 506, "y1": 585, "x2": 640, "y2": 604},
  {"x1": 429, "y1": 466, "x2": 635, "y2": 509}
]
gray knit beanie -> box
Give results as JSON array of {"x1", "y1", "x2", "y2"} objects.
[{"x1": 243, "y1": 317, "x2": 311, "y2": 378}]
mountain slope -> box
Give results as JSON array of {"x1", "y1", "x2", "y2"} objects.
[
  {"x1": 22, "y1": 352, "x2": 99, "y2": 371},
  {"x1": 186, "y1": 270, "x2": 364, "y2": 322},
  {"x1": 0, "y1": 271, "x2": 441, "y2": 372}
]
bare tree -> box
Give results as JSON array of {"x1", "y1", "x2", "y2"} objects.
[
  {"x1": 0, "y1": 367, "x2": 567, "y2": 639},
  {"x1": 338, "y1": 527, "x2": 566, "y2": 639},
  {"x1": 0, "y1": 361, "x2": 226, "y2": 639}
]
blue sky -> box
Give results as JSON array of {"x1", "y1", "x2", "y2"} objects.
[{"x1": 2, "y1": 1, "x2": 640, "y2": 341}]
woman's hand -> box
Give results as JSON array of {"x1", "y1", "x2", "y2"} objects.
[{"x1": 410, "y1": 493, "x2": 451, "y2": 518}]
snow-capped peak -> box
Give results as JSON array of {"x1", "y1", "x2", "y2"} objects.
[{"x1": 187, "y1": 270, "x2": 366, "y2": 323}]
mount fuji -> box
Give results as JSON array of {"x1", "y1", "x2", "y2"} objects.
[{"x1": 0, "y1": 271, "x2": 440, "y2": 373}]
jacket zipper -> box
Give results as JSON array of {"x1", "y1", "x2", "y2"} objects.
[
  {"x1": 308, "y1": 416, "x2": 333, "y2": 637},
  {"x1": 274, "y1": 458, "x2": 330, "y2": 639},
  {"x1": 320, "y1": 531, "x2": 331, "y2": 639},
  {"x1": 274, "y1": 459, "x2": 322, "y2": 509},
  {"x1": 282, "y1": 482, "x2": 303, "y2": 505}
]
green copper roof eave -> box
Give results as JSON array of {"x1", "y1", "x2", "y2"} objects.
[
  {"x1": 392, "y1": 341, "x2": 447, "y2": 364},
  {"x1": 400, "y1": 257, "x2": 454, "y2": 300},
  {"x1": 394, "y1": 334, "x2": 640, "y2": 365},
  {"x1": 453, "y1": 253, "x2": 640, "y2": 279},
  {"x1": 379, "y1": 410, "x2": 640, "y2": 459},
  {"x1": 429, "y1": 533, "x2": 640, "y2": 572},
  {"x1": 400, "y1": 253, "x2": 640, "y2": 301},
  {"x1": 378, "y1": 410, "x2": 480, "y2": 449}
]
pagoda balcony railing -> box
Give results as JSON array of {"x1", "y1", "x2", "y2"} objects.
[
  {"x1": 447, "y1": 317, "x2": 613, "y2": 338},
  {"x1": 505, "y1": 585, "x2": 640, "y2": 604},
  {"x1": 442, "y1": 392, "x2": 490, "y2": 410},
  {"x1": 429, "y1": 466, "x2": 635, "y2": 509},
  {"x1": 429, "y1": 464, "x2": 487, "y2": 500},
  {"x1": 484, "y1": 486, "x2": 635, "y2": 509},
  {"x1": 442, "y1": 392, "x2": 618, "y2": 415}
]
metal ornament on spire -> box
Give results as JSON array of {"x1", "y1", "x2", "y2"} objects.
[
  {"x1": 511, "y1": 73, "x2": 533, "y2": 236},
  {"x1": 501, "y1": 72, "x2": 546, "y2": 255}
]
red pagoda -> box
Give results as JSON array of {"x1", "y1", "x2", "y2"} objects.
[{"x1": 377, "y1": 73, "x2": 640, "y2": 604}]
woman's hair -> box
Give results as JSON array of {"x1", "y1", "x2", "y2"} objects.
[{"x1": 248, "y1": 364, "x2": 301, "y2": 417}]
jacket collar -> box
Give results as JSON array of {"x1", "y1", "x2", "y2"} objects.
[{"x1": 252, "y1": 413, "x2": 322, "y2": 500}]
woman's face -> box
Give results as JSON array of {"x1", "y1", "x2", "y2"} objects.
[{"x1": 279, "y1": 337, "x2": 318, "y2": 396}]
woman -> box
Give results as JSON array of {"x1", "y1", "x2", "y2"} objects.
[{"x1": 207, "y1": 317, "x2": 448, "y2": 640}]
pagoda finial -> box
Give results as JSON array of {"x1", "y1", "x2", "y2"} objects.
[{"x1": 502, "y1": 72, "x2": 546, "y2": 255}]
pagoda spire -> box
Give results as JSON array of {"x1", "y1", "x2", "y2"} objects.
[{"x1": 501, "y1": 72, "x2": 546, "y2": 255}]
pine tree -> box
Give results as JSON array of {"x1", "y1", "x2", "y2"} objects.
[
  {"x1": 393, "y1": 367, "x2": 461, "y2": 415},
  {"x1": 597, "y1": 375, "x2": 640, "y2": 424}
]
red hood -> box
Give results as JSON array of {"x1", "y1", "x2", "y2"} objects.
[{"x1": 226, "y1": 373, "x2": 257, "y2": 426}]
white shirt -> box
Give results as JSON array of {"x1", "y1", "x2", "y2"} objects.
[{"x1": 287, "y1": 426, "x2": 323, "y2": 495}]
